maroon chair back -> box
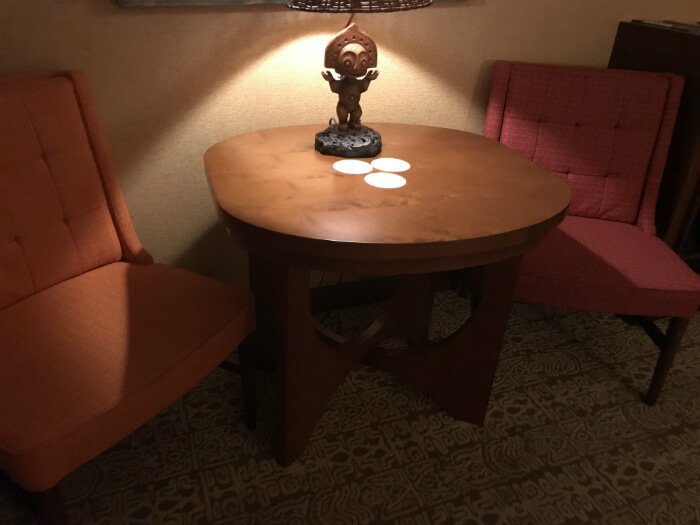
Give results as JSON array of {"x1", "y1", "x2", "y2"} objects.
[{"x1": 485, "y1": 61, "x2": 683, "y2": 234}]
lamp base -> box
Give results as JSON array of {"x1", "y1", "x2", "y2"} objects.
[{"x1": 315, "y1": 124, "x2": 381, "y2": 158}]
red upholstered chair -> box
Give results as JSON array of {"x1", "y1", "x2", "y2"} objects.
[
  {"x1": 0, "y1": 72, "x2": 255, "y2": 522},
  {"x1": 485, "y1": 61, "x2": 700, "y2": 405}
]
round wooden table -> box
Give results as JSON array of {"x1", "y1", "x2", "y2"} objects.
[{"x1": 206, "y1": 123, "x2": 570, "y2": 464}]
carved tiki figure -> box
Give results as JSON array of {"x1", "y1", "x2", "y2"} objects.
[{"x1": 322, "y1": 23, "x2": 379, "y2": 132}]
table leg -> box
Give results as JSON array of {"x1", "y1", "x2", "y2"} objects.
[
  {"x1": 250, "y1": 255, "x2": 520, "y2": 464},
  {"x1": 250, "y1": 255, "x2": 363, "y2": 465},
  {"x1": 364, "y1": 256, "x2": 521, "y2": 424},
  {"x1": 396, "y1": 274, "x2": 435, "y2": 350}
]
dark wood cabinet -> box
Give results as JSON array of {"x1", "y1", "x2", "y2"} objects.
[{"x1": 609, "y1": 20, "x2": 700, "y2": 267}]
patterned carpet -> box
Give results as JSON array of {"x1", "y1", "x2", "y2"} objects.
[{"x1": 1, "y1": 292, "x2": 699, "y2": 524}]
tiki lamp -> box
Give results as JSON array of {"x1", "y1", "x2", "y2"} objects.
[{"x1": 287, "y1": 0, "x2": 432, "y2": 158}]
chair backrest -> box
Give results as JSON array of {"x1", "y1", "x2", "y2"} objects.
[
  {"x1": 0, "y1": 72, "x2": 150, "y2": 309},
  {"x1": 485, "y1": 61, "x2": 683, "y2": 235}
]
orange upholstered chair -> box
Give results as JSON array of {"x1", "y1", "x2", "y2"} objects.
[{"x1": 0, "y1": 72, "x2": 255, "y2": 521}]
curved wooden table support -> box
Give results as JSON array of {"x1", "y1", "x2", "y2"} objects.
[
  {"x1": 364, "y1": 258, "x2": 520, "y2": 423},
  {"x1": 251, "y1": 256, "x2": 519, "y2": 464},
  {"x1": 206, "y1": 124, "x2": 571, "y2": 464}
]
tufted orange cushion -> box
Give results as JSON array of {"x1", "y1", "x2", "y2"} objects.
[
  {"x1": 0, "y1": 72, "x2": 256, "y2": 497},
  {"x1": 0, "y1": 262, "x2": 254, "y2": 492},
  {"x1": 0, "y1": 75, "x2": 123, "y2": 308}
]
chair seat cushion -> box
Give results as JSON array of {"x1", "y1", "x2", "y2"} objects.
[
  {"x1": 516, "y1": 216, "x2": 700, "y2": 318},
  {"x1": 0, "y1": 261, "x2": 254, "y2": 491}
]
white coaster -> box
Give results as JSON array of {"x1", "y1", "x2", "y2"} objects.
[
  {"x1": 370, "y1": 157, "x2": 411, "y2": 173},
  {"x1": 332, "y1": 159, "x2": 373, "y2": 175},
  {"x1": 364, "y1": 172, "x2": 407, "y2": 189}
]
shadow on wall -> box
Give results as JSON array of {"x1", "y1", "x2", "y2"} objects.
[
  {"x1": 174, "y1": 223, "x2": 249, "y2": 286},
  {"x1": 471, "y1": 59, "x2": 496, "y2": 128}
]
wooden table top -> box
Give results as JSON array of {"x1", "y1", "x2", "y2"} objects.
[{"x1": 205, "y1": 123, "x2": 570, "y2": 273}]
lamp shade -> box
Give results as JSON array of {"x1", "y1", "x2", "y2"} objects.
[{"x1": 287, "y1": 0, "x2": 431, "y2": 13}]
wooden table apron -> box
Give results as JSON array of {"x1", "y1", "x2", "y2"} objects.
[{"x1": 205, "y1": 123, "x2": 570, "y2": 464}]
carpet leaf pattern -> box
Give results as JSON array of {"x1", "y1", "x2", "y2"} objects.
[{"x1": 1, "y1": 293, "x2": 699, "y2": 524}]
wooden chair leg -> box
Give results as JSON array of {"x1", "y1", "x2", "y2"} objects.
[
  {"x1": 238, "y1": 336, "x2": 257, "y2": 430},
  {"x1": 30, "y1": 486, "x2": 67, "y2": 525},
  {"x1": 645, "y1": 317, "x2": 690, "y2": 405}
]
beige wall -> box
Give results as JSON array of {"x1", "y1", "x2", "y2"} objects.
[{"x1": 1, "y1": 0, "x2": 698, "y2": 285}]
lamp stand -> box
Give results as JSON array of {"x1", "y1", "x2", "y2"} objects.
[{"x1": 315, "y1": 22, "x2": 382, "y2": 158}]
